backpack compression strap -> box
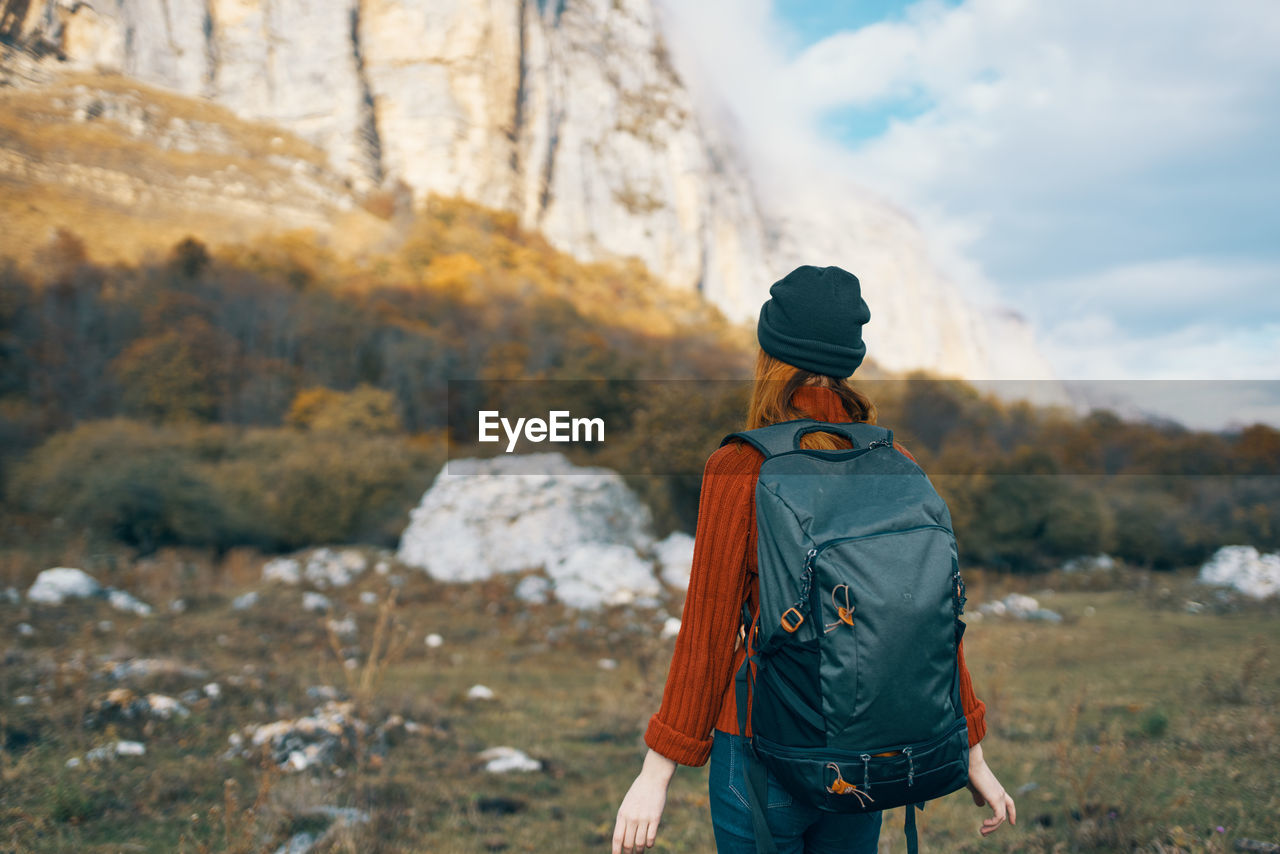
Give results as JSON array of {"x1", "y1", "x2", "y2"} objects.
[
  {"x1": 734, "y1": 606, "x2": 780, "y2": 854},
  {"x1": 721, "y1": 419, "x2": 893, "y2": 460},
  {"x1": 905, "y1": 802, "x2": 923, "y2": 854}
]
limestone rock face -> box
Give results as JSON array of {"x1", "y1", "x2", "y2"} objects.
[{"x1": 5, "y1": 0, "x2": 1052, "y2": 379}]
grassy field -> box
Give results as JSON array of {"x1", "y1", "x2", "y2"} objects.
[{"x1": 1, "y1": 546, "x2": 1277, "y2": 853}]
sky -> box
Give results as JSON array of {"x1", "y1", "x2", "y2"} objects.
[{"x1": 656, "y1": 0, "x2": 1280, "y2": 412}]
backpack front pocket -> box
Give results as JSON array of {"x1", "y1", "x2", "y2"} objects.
[
  {"x1": 810, "y1": 525, "x2": 959, "y2": 745},
  {"x1": 754, "y1": 716, "x2": 970, "y2": 813}
]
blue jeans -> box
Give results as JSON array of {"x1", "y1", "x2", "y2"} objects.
[{"x1": 708, "y1": 730, "x2": 882, "y2": 854}]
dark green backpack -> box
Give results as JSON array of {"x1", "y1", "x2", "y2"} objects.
[{"x1": 723, "y1": 419, "x2": 970, "y2": 854}]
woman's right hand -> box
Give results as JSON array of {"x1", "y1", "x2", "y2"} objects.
[
  {"x1": 612, "y1": 749, "x2": 677, "y2": 854},
  {"x1": 966, "y1": 741, "x2": 1017, "y2": 837}
]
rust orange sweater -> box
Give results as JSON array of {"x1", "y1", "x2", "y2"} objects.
[{"x1": 644, "y1": 385, "x2": 987, "y2": 767}]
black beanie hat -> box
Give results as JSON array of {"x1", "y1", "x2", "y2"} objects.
[{"x1": 756, "y1": 265, "x2": 871, "y2": 377}]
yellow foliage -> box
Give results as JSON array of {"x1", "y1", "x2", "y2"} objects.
[
  {"x1": 285, "y1": 387, "x2": 342, "y2": 430},
  {"x1": 285, "y1": 384, "x2": 403, "y2": 435},
  {"x1": 386, "y1": 195, "x2": 744, "y2": 352},
  {"x1": 423, "y1": 252, "x2": 485, "y2": 295}
]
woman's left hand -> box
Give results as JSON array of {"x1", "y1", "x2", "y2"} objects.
[{"x1": 966, "y1": 741, "x2": 1017, "y2": 837}]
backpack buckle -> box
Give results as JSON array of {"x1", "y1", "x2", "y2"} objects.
[{"x1": 780, "y1": 607, "x2": 805, "y2": 633}]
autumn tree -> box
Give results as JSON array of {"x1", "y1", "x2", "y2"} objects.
[{"x1": 111, "y1": 316, "x2": 232, "y2": 422}]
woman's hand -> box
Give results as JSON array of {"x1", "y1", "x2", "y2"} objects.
[
  {"x1": 966, "y1": 742, "x2": 1017, "y2": 837},
  {"x1": 612, "y1": 749, "x2": 677, "y2": 854}
]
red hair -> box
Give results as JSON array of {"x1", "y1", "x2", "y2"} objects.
[{"x1": 745, "y1": 349, "x2": 876, "y2": 450}]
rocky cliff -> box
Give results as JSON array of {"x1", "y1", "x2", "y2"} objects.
[{"x1": 1, "y1": 0, "x2": 1054, "y2": 379}]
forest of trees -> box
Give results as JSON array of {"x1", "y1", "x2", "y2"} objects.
[{"x1": 1, "y1": 197, "x2": 1276, "y2": 569}]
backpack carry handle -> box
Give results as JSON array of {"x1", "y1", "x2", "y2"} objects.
[
  {"x1": 791, "y1": 421, "x2": 889, "y2": 450},
  {"x1": 722, "y1": 419, "x2": 893, "y2": 460}
]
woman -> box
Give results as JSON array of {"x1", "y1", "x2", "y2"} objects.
[{"x1": 612, "y1": 266, "x2": 1016, "y2": 854}]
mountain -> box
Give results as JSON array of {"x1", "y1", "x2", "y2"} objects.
[{"x1": 0, "y1": 0, "x2": 1055, "y2": 380}]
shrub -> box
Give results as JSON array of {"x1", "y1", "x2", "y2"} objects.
[
  {"x1": 1138, "y1": 708, "x2": 1169, "y2": 739},
  {"x1": 8, "y1": 419, "x2": 234, "y2": 553},
  {"x1": 212, "y1": 427, "x2": 436, "y2": 548},
  {"x1": 9, "y1": 419, "x2": 443, "y2": 552}
]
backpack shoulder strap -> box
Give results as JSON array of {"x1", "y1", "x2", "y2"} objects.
[{"x1": 721, "y1": 419, "x2": 893, "y2": 461}]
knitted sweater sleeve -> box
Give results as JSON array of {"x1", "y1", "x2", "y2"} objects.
[
  {"x1": 958, "y1": 638, "x2": 987, "y2": 747},
  {"x1": 643, "y1": 444, "x2": 756, "y2": 767}
]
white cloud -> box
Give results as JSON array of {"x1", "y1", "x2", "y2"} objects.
[
  {"x1": 656, "y1": 0, "x2": 1280, "y2": 391},
  {"x1": 1031, "y1": 257, "x2": 1280, "y2": 335},
  {"x1": 1043, "y1": 313, "x2": 1280, "y2": 382},
  {"x1": 833, "y1": 0, "x2": 1280, "y2": 210}
]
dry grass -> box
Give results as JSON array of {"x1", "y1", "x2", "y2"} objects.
[
  {"x1": 0, "y1": 551, "x2": 1277, "y2": 853},
  {"x1": 180, "y1": 769, "x2": 284, "y2": 854},
  {"x1": 324, "y1": 588, "x2": 416, "y2": 720}
]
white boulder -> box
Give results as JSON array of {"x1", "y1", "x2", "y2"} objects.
[
  {"x1": 231, "y1": 591, "x2": 260, "y2": 611},
  {"x1": 478, "y1": 746, "x2": 541, "y2": 774},
  {"x1": 273, "y1": 832, "x2": 316, "y2": 854},
  {"x1": 654, "y1": 531, "x2": 696, "y2": 589},
  {"x1": 467, "y1": 684, "x2": 496, "y2": 701},
  {"x1": 85, "y1": 688, "x2": 190, "y2": 724},
  {"x1": 27, "y1": 568, "x2": 102, "y2": 604},
  {"x1": 1199, "y1": 546, "x2": 1280, "y2": 600},
  {"x1": 85, "y1": 740, "x2": 146, "y2": 762},
  {"x1": 514, "y1": 575, "x2": 552, "y2": 604},
  {"x1": 326, "y1": 614, "x2": 358, "y2": 640},
  {"x1": 107, "y1": 589, "x2": 153, "y2": 616},
  {"x1": 302, "y1": 592, "x2": 332, "y2": 613},
  {"x1": 262, "y1": 557, "x2": 302, "y2": 585},
  {"x1": 26, "y1": 568, "x2": 152, "y2": 616},
  {"x1": 548, "y1": 543, "x2": 661, "y2": 609},
  {"x1": 303, "y1": 548, "x2": 367, "y2": 589},
  {"x1": 264, "y1": 549, "x2": 371, "y2": 589},
  {"x1": 1002, "y1": 594, "x2": 1040, "y2": 617},
  {"x1": 144, "y1": 693, "x2": 190, "y2": 719},
  {"x1": 397, "y1": 453, "x2": 664, "y2": 609},
  {"x1": 234, "y1": 700, "x2": 367, "y2": 772},
  {"x1": 977, "y1": 593, "x2": 1062, "y2": 622},
  {"x1": 1062, "y1": 554, "x2": 1118, "y2": 573}
]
